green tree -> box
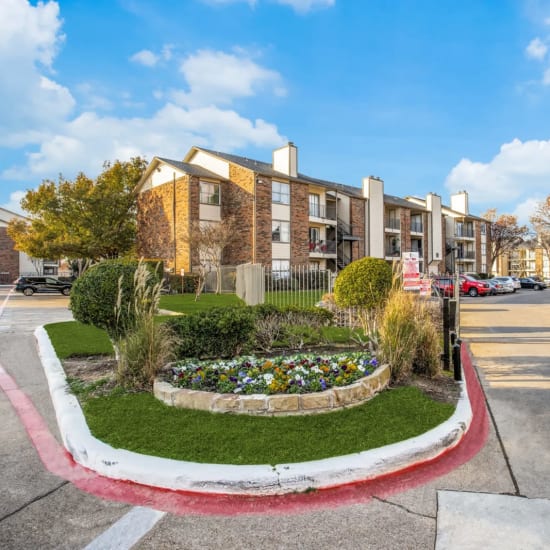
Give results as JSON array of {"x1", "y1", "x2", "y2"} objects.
[
  {"x1": 7, "y1": 157, "x2": 147, "y2": 267},
  {"x1": 482, "y1": 209, "x2": 530, "y2": 269}
]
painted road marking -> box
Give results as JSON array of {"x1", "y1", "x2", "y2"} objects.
[{"x1": 83, "y1": 506, "x2": 166, "y2": 550}]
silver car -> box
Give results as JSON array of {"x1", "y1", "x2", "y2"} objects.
[{"x1": 493, "y1": 276, "x2": 516, "y2": 293}]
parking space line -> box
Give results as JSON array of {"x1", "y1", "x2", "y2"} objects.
[{"x1": 83, "y1": 506, "x2": 166, "y2": 550}]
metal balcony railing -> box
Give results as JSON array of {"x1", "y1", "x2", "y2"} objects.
[
  {"x1": 455, "y1": 228, "x2": 474, "y2": 238},
  {"x1": 386, "y1": 218, "x2": 400, "y2": 230},
  {"x1": 385, "y1": 248, "x2": 401, "y2": 257},
  {"x1": 309, "y1": 240, "x2": 337, "y2": 254},
  {"x1": 410, "y1": 221, "x2": 423, "y2": 233},
  {"x1": 309, "y1": 204, "x2": 337, "y2": 220}
]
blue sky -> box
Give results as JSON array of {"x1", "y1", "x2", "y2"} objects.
[{"x1": 1, "y1": 0, "x2": 550, "y2": 225}]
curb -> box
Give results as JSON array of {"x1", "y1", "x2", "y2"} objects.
[{"x1": 36, "y1": 326, "x2": 473, "y2": 496}]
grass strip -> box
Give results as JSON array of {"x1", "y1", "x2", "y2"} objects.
[
  {"x1": 45, "y1": 321, "x2": 114, "y2": 359},
  {"x1": 83, "y1": 387, "x2": 454, "y2": 465},
  {"x1": 158, "y1": 293, "x2": 244, "y2": 314}
]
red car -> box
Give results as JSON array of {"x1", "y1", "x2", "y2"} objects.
[
  {"x1": 459, "y1": 275, "x2": 490, "y2": 297},
  {"x1": 432, "y1": 277, "x2": 455, "y2": 297}
]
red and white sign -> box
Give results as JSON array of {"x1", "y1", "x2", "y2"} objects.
[{"x1": 402, "y1": 252, "x2": 420, "y2": 291}]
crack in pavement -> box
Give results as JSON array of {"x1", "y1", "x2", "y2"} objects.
[
  {"x1": 0, "y1": 480, "x2": 70, "y2": 523},
  {"x1": 372, "y1": 495, "x2": 436, "y2": 520}
]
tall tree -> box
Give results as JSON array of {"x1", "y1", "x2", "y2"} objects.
[
  {"x1": 7, "y1": 158, "x2": 147, "y2": 268},
  {"x1": 530, "y1": 195, "x2": 550, "y2": 265},
  {"x1": 482, "y1": 209, "x2": 530, "y2": 270}
]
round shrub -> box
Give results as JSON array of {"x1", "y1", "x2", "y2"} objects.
[
  {"x1": 333, "y1": 257, "x2": 392, "y2": 310},
  {"x1": 70, "y1": 260, "x2": 159, "y2": 339}
]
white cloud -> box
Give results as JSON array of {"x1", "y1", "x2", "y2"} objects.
[
  {"x1": 526, "y1": 37, "x2": 548, "y2": 60},
  {"x1": 1, "y1": 190, "x2": 26, "y2": 215},
  {"x1": 130, "y1": 49, "x2": 159, "y2": 67},
  {"x1": 174, "y1": 49, "x2": 286, "y2": 107},
  {"x1": 2, "y1": 104, "x2": 284, "y2": 181},
  {"x1": 445, "y1": 139, "x2": 550, "y2": 210},
  {"x1": 274, "y1": 0, "x2": 334, "y2": 14},
  {"x1": 513, "y1": 197, "x2": 543, "y2": 227},
  {"x1": 543, "y1": 67, "x2": 550, "y2": 84},
  {"x1": 0, "y1": 0, "x2": 75, "y2": 146}
]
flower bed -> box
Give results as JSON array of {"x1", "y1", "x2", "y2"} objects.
[{"x1": 169, "y1": 352, "x2": 379, "y2": 395}]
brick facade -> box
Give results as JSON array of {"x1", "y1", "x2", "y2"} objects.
[
  {"x1": 0, "y1": 227, "x2": 19, "y2": 280},
  {"x1": 290, "y1": 182, "x2": 309, "y2": 265},
  {"x1": 349, "y1": 198, "x2": 365, "y2": 259}
]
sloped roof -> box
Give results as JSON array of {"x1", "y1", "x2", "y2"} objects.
[{"x1": 156, "y1": 157, "x2": 226, "y2": 180}]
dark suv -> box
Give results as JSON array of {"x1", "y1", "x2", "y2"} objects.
[{"x1": 14, "y1": 276, "x2": 72, "y2": 296}]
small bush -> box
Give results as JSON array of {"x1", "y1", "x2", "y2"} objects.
[
  {"x1": 333, "y1": 257, "x2": 392, "y2": 335},
  {"x1": 71, "y1": 260, "x2": 159, "y2": 339},
  {"x1": 166, "y1": 307, "x2": 255, "y2": 359}
]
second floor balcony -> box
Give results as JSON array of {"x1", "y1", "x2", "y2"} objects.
[
  {"x1": 309, "y1": 204, "x2": 337, "y2": 222},
  {"x1": 410, "y1": 221, "x2": 423, "y2": 233},
  {"x1": 385, "y1": 218, "x2": 400, "y2": 231},
  {"x1": 309, "y1": 240, "x2": 337, "y2": 256}
]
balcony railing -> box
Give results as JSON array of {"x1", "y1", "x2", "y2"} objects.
[
  {"x1": 385, "y1": 218, "x2": 400, "y2": 230},
  {"x1": 410, "y1": 221, "x2": 423, "y2": 233},
  {"x1": 457, "y1": 251, "x2": 475, "y2": 259},
  {"x1": 309, "y1": 204, "x2": 337, "y2": 220},
  {"x1": 455, "y1": 228, "x2": 474, "y2": 238},
  {"x1": 309, "y1": 240, "x2": 337, "y2": 254},
  {"x1": 385, "y1": 248, "x2": 401, "y2": 257}
]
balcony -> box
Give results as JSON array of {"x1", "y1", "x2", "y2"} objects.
[
  {"x1": 457, "y1": 251, "x2": 475, "y2": 260},
  {"x1": 385, "y1": 247, "x2": 401, "y2": 258},
  {"x1": 309, "y1": 204, "x2": 337, "y2": 223},
  {"x1": 309, "y1": 240, "x2": 337, "y2": 257},
  {"x1": 455, "y1": 228, "x2": 474, "y2": 239},
  {"x1": 385, "y1": 218, "x2": 400, "y2": 231},
  {"x1": 410, "y1": 221, "x2": 423, "y2": 233}
]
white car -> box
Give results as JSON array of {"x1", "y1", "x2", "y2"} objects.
[
  {"x1": 511, "y1": 277, "x2": 521, "y2": 290},
  {"x1": 493, "y1": 276, "x2": 516, "y2": 293}
]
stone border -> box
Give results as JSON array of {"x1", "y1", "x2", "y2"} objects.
[{"x1": 153, "y1": 364, "x2": 391, "y2": 416}]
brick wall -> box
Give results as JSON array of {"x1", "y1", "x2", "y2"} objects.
[
  {"x1": 254, "y1": 177, "x2": 272, "y2": 266},
  {"x1": 136, "y1": 175, "x2": 190, "y2": 271},
  {"x1": 400, "y1": 209, "x2": 411, "y2": 256},
  {"x1": 222, "y1": 164, "x2": 255, "y2": 265},
  {"x1": 290, "y1": 182, "x2": 309, "y2": 265},
  {"x1": 350, "y1": 197, "x2": 366, "y2": 260},
  {"x1": 0, "y1": 227, "x2": 19, "y2": 279}
]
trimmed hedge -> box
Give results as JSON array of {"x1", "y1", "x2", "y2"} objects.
[{"x1": 166, "y1": 306, "x2": 255, "y2": 359}]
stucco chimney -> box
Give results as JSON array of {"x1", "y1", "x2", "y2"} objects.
[
  {"x1": 272, "y1": 142, "x2": 298, "y2": 177},
  {"x1": 362, "y1": 176, "x2": 385, "y2": 259},
  {"x1": 450, "y1": 190, "x2": 469, "y2": 215}
]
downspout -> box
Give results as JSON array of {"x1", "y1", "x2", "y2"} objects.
[{"x1": 253, "y1": 173, "x2": 257, "y2": 264}]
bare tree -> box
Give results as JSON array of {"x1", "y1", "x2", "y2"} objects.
[
  {"x1": 187, "y1": 217, "x2": 237, "y2": 300},
  {"x1": 482, "y1": 209, "x2": 530, "y2": 270},
  {"x1": 530, "y1": 196, "x2": 550, "y2": 268}
]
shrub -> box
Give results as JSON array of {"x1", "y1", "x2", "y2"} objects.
[
  {"x1": 166, "y1": 306, "x2": 255, "y2": 359},
  {"x1": 333, "y1": 257, "x2": 392, "y2": 336},
  {"x1": 164, "y1": 273, "x2": 200, "y2": 294},
  {"x1": 378, "y1": 287, "x2": 442, "y2": 382},
  {"x1": 71, "y1": 260, "x2": 160, "y2": 339},
  {"x1": 116, "y1": 262, "x2": 180, "y2": 389}
]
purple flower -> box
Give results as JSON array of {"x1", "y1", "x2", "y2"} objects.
[{"x1": 320, "y1": 378, "x2": 326, "y2": 390}]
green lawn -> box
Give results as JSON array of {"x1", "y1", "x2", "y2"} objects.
[
  {"x1": 83, "y1": 387, "x2": 454, "y2": 465},
  {"x1": 45, "y1": 321, "x2": 114, "y2": 358},
  {"x1": 265, "y1": 289, "x2": 324, "y2": 308},
  {"x1": 159, "y1": 293, "x2": 244, "y2": 314}
]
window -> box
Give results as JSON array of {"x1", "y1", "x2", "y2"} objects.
[
  {"x1": 481, "y1": 243, "x2": 486, "y2": 257},
  {"x1": 200, "y1": 182, "x2": 220, "y2": 205},
  {"x1": 309, "y1": 227, "x2": 320, "y2": 250},
  {"x1": 272, "y1": 220, "x2": 290, "y2": 242},
  {"x1": 272, "y1": 181, "x2": 289, "y2": 204},
  {"x1": 480, "y1": 223, "x2": 486, "y2": 235},
  {"x1": 272, "y1": 260, "x2": 290, "y2": 278},
  {"x1": 309, "y1": 194, "x2": 320, "y2": 217}
]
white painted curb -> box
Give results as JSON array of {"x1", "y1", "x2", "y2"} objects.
[{"x1": 36, "y1": 326, "x2": 472, "y2": 495}]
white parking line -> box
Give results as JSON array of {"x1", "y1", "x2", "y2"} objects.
[{"x1": 83, "y1": 506, "x2": 166, "y2": 550}]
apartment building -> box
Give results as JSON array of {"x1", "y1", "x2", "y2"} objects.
[
  {"x1": 498, "y1": 243, "x2": 550, "y2": 279},
  {"x1": 136, "y1": 143, "x2": 489, "y2": 276}
]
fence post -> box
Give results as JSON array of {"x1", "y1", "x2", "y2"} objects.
[{"x1": 452, "y1": 338, "x2": 462, "y2": 381}]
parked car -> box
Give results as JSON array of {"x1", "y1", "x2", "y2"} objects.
[
  {"x1": 493, "y1": 276, "x2": 516, "y2": 293},
  {"x1": 459, "y1": 275, "x2": 491, "y2": 297},
  {"x1": 518, "y1": 277, "x2": 547, "y2": 290},
  {"x1": 14, "y1": 276, "x2": 72, "y2": 296},
  {"x1": 511, "y1": 277, "x2": 522, "y2": 290},
  {"x1": 432, "y1": 276, "x2": 454, "y2": 297},
  {"x1": 486, "y1": 279, "x2": 504, "y2": 295}
]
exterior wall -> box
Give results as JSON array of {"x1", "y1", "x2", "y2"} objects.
[
  {"x1": 290, "y1": 181, "x2": 309, "y2": 265},
  {"x1": 189, "y1": 150, "x2": 230, "y2": 179},
  {"x1": 0, "y1": 226, "x2": 19, "y2": 280},
  {"x1": 400, "y1": 209, "x2": 411, "y2": 258},
  {"x1": 222, "y1": 164, "x2": 256, "y2": 265},
  {"x1": 136, "y1": 175, "x2": 191, "y2": 272},
  {"x1": 349, "y1": 197, "x2": 366, "y2": 259},
  {"x1": 363, "y1": 177, "x2": 385, "y2": 258}
]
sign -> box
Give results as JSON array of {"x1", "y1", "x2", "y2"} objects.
[
  {"x1": 180, "y1": 268, "x2": 185, "y2": 277},
  {"x1": 419, "y1": 277, "x2": 432, "y2": 296},
  {"x1": 402, "y1": 252, "x2": 420, "y2": 291}
]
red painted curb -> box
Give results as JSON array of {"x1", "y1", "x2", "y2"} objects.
[{"x1": 1, "y1": 346, "x2": 488, "y2": 515}]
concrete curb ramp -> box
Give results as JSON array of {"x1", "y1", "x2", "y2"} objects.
[{"x1": 36, "y1": 326, "x2": 472, "y2": 496}]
